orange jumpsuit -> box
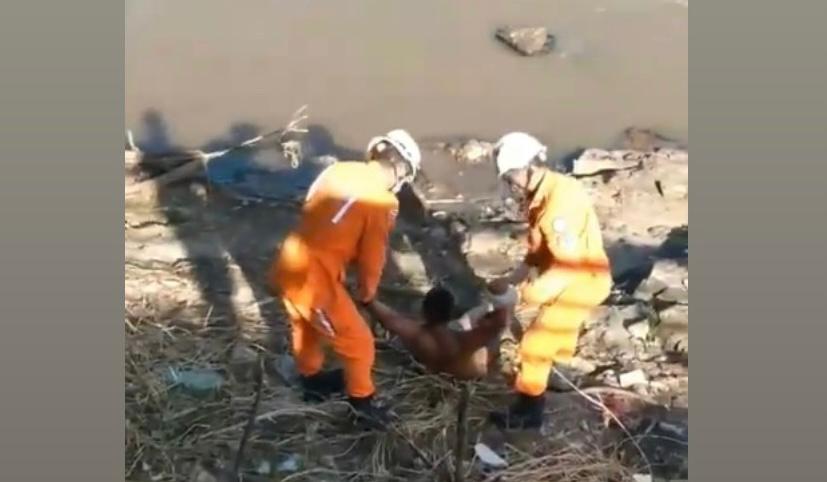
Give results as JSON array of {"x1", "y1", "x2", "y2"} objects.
[
  {"x1": 514, "y1": 171, "x2": 612, "y2": 396},
  {"x1": 269, "y1": 161, "x2": 398, "y2": 398}
]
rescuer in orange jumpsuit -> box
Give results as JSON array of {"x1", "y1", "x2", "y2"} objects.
[
  {"x1": 269, "y1": 129, "x2": 421, "y2": 427},
  {"x1": 487, "y1": 132, "x2": 613, "y2": 430}
]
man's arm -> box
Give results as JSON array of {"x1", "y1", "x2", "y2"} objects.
[
  {"x1": 365, "y1": 299, "x2": 443, "y2": 363},
  {"x1": 364, "y1": 299, "x2": 421, "y2": 342},
  {"x1": 455, "y1": 307, "x2": 508, "y2": 355}
]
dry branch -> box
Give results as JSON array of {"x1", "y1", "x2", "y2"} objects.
[
  {"x1": 453, "y1": 382, "x2": 471, "y2": 482},
  {"x1": 124, "y1": 105, "x2": 309, "y2": 204}
]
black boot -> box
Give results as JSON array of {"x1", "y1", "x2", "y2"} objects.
[
  {"x1": 489, "y1": 393, "x2": 545, "y2": 430},
  {"x1": 347, "y1": 395, "x2": 394, "y2": 430},
  {"x1": 300, "y1": 368, "x2": 345, "y2": 402}
]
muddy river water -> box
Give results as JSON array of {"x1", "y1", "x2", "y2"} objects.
[{"x1": 126, "y1": 0, "x2": 687, "y2": 196}]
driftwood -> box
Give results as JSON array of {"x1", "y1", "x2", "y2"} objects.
[
  {"x1": 125, "y1": 155, "x2": 207, "y2": 205},
  {"x1": 124, "y1": 106, "x2": 309, "y2": 204},
  {"x1": 572, "y1": 156, "x2": 642, "y2": 177}
]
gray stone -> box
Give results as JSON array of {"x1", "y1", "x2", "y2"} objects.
[
  {"x1": 658, "y1": 304, "x2": 689, "y2": 328},
  {"x1": 657, "y1": 286, "x2": 689, "y2": 305},
  {"x1": 663, "y1": 332, "x2": 689, "y2": 355},
  {"x1": 621, "y1": 127, "x2": 684, "y2": 152},
  {"x1": 626, "y1": 319, "x2": 651, "y2": 340},
  {"x1": 450, "y1": 140, "x2": 493, "y2": 165},
  {"x1": 635, "y1": 259, "x2": 688, "y2": 303},
  {"x1": 495, "y1": 26, "x2": 556, "y2": 56},
  {"x1": 647, "y1": 157, "x2": 688, "y2": 201},
  {"x1": 271, "y1": 354, "x2": 300, "y2": 386},
  {"x1": 600, "y1": 316, "x2": 636, "y2": 353},
  {"x1": 465, "y1": 229, "x2": 509, "y2": 255},
  {"x1": 165, "y1": 367, "x2": 224, "y2": 396},
  {"x1": 619, "y1": 369, "x2": 648, "y2": 388}
]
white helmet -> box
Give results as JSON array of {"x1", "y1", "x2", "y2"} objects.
[
  {"x1": 366, "y1": 129, "x2": 422, "y2": 178},
  {"x1": 494, "y1": 132, "x2": 547, "y2": 177}
]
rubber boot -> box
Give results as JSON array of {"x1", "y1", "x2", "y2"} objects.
[
  {"x1": 347, "y1": 395, "x2": 393, "y2": 430},
  {"x1": 300, "y1": 368, "x2": 345, "y2": 403},
  {"x1": 489, "y1": 393, "x2": 545, "y2": 430}
]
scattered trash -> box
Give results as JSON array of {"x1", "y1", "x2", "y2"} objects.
[
  {"x1": 127, "y1": 121, "x2": 689, "y2": 479},
  {"x1": 619, "y1": 369, "x2": 649, "y2": 388},
  {"x1": 495, "y1": 26, "x2": 556, "y2": 56},
  {"x1": 633, "y1": 474, "x2": 653, "y2": 482},
  {"x1": 474, "y1": 442, "x2": 508, "y2": 468},
  {"x1": 164, "y1": 367, "x2": 224, "y2": 395},
  {"x1": 276, "y1": 454, "x2": 301, "y2": 473},
  {"x1": 256, "y1": 460, "x2": 272, "y2": 475}
]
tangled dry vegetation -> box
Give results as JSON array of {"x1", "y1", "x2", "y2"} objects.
[
  {"x1": 126, "y1": 297, "x2": 640, "y2": 482},
  {"x1": 126, "y1": 114, "x2": 686, "y2": 481}
]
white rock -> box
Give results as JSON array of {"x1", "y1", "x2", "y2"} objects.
[
  {"x1": 276, "y1": 454, "x2": 300, "y2": 473},
  {"x1": 618, "y1": 369, "x2": 648, "y2": 388},
  {"x1": 474, "y1": 443, "x2": 508, "y2": 468},
  {"x1": 626, "y1": 319, "x2": 650, "y2": 340},
  {"x1": 256, "y1": 460, "x2": 272, "y2": 475}
]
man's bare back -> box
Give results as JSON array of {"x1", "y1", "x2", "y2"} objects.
[{"x1": 365, "y1": 287, "x2": 508, "y2": 380}]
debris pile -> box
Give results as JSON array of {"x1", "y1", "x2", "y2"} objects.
[{"x1": 125, "y1": 125, "x2": 688, "y2": 481}]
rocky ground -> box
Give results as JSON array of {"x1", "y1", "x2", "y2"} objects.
[{"x1": 125, "y1": 126, "x2": 688, "y2": 482}]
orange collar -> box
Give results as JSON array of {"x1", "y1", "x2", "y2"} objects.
[{"x1": 525, "y1": 169, "x2": 557, "y2": 214}]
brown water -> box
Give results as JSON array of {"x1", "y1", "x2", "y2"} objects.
[{"x1": 127, "y1": 0, "x2": 686, "y2": 198}]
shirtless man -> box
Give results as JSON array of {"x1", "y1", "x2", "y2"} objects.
[{"x1": 364, "y1": 285, "x2": 516, "y2": 380}]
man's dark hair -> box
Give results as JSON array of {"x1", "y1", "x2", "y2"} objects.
[{"x1": 422, "y1": 286, "x2": 455, "y2": 325}]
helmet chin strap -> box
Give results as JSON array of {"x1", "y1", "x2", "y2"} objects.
[{"x1": 390, "y1": 163, "x2": 414, "y2": 194}]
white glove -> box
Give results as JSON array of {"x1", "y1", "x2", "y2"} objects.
[{"x1": 487, "y1": 285, "x2": 518, "y2": 308}]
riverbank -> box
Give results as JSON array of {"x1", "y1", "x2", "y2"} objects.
[{"x1": 125, "y1": 125, "x2": 688, "y2": 481}]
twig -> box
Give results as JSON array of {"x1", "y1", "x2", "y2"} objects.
[
  {"x1": 453, "y1": 382, "x2": 471, "y2": 482},
  {"x1": 232, "y1": 356, "x2": 265, "y2": 476},
  {"x1": 197, "y1": 405, "x2": 333, "y2": 440},
  {"x1": 551, "y1": 367, "x2": 654, "y2": 474},
  {"x1": 125, "y1": 105, "x2": 309, "y2": 201},
  {"x1": 579, "y1": 386, "x2": 661, "y2": 407},
  {"x1": 425, "y1": 196, "x2": 497, "y2": 206}
]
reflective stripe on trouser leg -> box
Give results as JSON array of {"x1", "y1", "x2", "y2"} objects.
[
  {"x1": 514, "y1": 294, "x2": 597, "y2": 395},
  {"x1": 324, "y1": 283, "x2": 376, "y2": 398},
  {"x1": 282, "y1": 296, "x2": 325, "y2": 377},
  {"x1": 515, "y1": 317, "x2": 580, "y2": 396},
  {"x1": 514, "y1": 274, "x2": 611, "y2": 395}
]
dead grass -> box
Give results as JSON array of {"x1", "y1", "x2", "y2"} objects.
[{"x1": 126, "y1": 297, "x2": 639, "y2": 482}]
